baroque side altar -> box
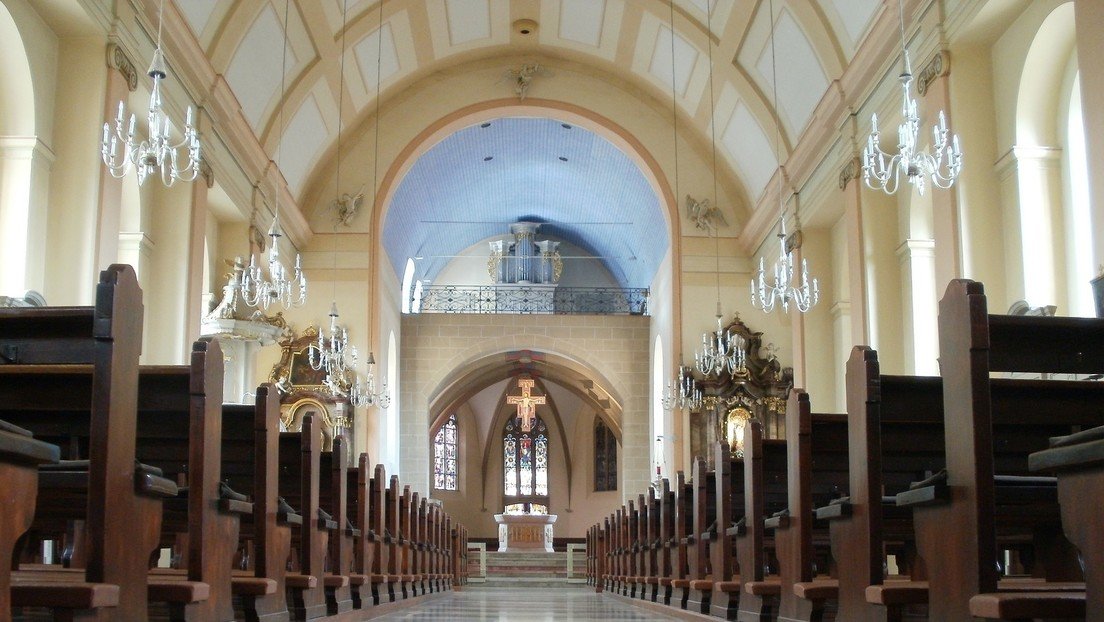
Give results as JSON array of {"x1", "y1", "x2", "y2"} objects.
[{"x1": 494, "y1": 513, "x2": 556, "y2": 553}]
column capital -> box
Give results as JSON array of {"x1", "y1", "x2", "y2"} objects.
[
  {"x1": 917, "y1": 50, "x2": 950, "y2": 97},
  {"x1": 838, "y1": 157, "x2": 860, "y2": 190},
  {"x1": 105, "y1": 43, "x2": 139, "y2": 92}
]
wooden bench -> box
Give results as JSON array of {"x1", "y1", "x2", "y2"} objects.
[
  {"x1": 0, "y1": 421, "x2": 59, "y2": 622},
  {"x1": 906, "y1": 279, "x2": 1103, "y2": 620},
  {"x1": 278, "y1": 414, "x2": 329, "y2": 620},
  {"x1": 820, "y1": 346, "x2": 944, "y2": 621},
  {"x1": 739, "y1": 420, "x2": 789, "y2": 621},
  {"x1": 221, "y1": 387, "x2": 291, "y2": 622},
  {"x1": 0, "y1": 265, "x2": 170, "y2": 621},
  {"x1": 685, "y1": 457, "x2": 713, "y2": 614},
  {"x1": 1030, "y1": 425, "x2": 1104, "y2": 619},
  {"x1": 317, "y1": 437, "x2": 354, "y2": 615},
  {"x1": 708, "y1": 442, "x2": 743, "y2": 620},
  {"x1": 775, "y1": 391, "x2": 848, "y2": 622}
]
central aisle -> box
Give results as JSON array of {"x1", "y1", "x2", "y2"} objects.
[{"x1": 370, "y1": 587, "x2": 681, "y2": 620}]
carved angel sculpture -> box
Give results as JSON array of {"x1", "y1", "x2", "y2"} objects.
[
  {"x1": 331, "y1": 187, "x2": 365, "y2": 227},
  {"x1": 685, "y1": 194, "x2": 728, "y2": 233},
  {"x1": 502, "y1": 63, "x2": 552, "y2": 100}
]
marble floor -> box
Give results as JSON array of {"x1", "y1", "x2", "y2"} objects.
[{"x1": 370, "y1": 587, "x2": 682, "y2": 620}]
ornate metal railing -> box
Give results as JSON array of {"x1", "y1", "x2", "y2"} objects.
[{"x1": 415, "y1": 285, "x2": 649, "y2": 315}]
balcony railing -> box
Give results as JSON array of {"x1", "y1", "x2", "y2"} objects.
[{"x1": 414, "y1": 285, "x2": 649, "y2": 315}]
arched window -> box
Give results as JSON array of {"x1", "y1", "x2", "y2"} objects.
[
  {"x1": 503, "y1": 413, "x2": 549, "y2": 513},
  {"x1": 594, "y1": 417, "x2": 617, "y2": 492},
  {"x1": 433, "y1": 413, "x2": 458, "y2": 491}
]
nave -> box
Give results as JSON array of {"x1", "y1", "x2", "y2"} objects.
[{"x1": 370, "y1": 587, "x2": 679, "y2": 622}]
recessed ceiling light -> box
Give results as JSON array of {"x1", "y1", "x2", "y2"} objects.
[
  {"x1": 513, "y1": 18, "x2": 538, "y2": 36},
  {"x1": 558, "y1": 156, "x2": 568, "y2": 162},
  {"x1": 480, "y1": 122, "x2": 491, "y2": 128},
  {"x1": 484, "y1": 156, "x2": 494, "y2": 161}
]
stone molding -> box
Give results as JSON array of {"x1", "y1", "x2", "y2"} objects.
[{"x1": 106, "y1": 43, "x2": 138, "y2": 92}]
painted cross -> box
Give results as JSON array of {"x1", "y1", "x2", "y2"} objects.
[{"x1": 507, "y1": 378, "x2": 546, "y2": 432}]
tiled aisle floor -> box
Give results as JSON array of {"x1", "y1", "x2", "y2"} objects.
[{"x1": 370, "y1": 587, "x2": 682, "y2": 620}]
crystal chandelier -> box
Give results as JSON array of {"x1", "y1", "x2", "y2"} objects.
[
  {"x1": 101, "y1": 0, "x2": 200, "y2": 186},
  {"x1": 309, "y1": 302, "x2": 356, "y2": 390},
  {"x1": 695, "y1": 309, "x2": 746, "y2": 377},
  {"x1": 239, "y1": 0, "x2": 307, "y2": 311},
  {"x1": 862, "y1": 0, "x2": 962, "y2": 195},
  {"x1": 350, "y1": 353, "x2": 391, "y2": 409},
  {"x1": 750, "y1": 0, "x2": 819, "y2": 315},
  {"x1": 661, "y1": 364, "x2": 702, "y2": 412},
  {"x1": 240, "y1": 213, "x2": 307, "y2": 310},
  {"x1": 750, "y1": 217, "x2": 819, "y2": 313}
]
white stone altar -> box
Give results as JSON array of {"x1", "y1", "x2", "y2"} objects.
[{"x1": 494, "y1": 513, "x2": 557, "y2": 553}]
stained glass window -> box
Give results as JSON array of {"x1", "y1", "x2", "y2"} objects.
[
  {"x1": 433, "y1": 414, "x2": 458, "y2": 491},
  {"x1": 503, "y1": 413, "x2": 549, "y2": 510},
  {"x1": 594, "y1": 417, "x2": 617, "y2": 492}
]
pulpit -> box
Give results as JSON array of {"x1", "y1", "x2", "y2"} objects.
[{"x1": 494, "y1": 513, "x2": 557, "y2": 553}]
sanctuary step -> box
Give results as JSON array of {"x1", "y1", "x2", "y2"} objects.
[{"x1": 475, "y1": 551, "x2": 573, "y2": 588}]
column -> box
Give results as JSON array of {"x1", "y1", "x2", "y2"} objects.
[
  {"x1": 95, "y1": 43, "x2": 137, "y2": 274},
  {"x1": 996, "y1": 146, "x2": 1064, "y2": 307},
  {"x1": 184, "y1": 148, "x2": 214, "y2": 348},
  {"x1": 0, "y1": 137, "x2": 53, "y2": 296},
  {"x1": 1074, "y1": 0, "x2": 1104, "y2": 269},
  {"x1": 916, "y1": 51, "x2": 963, "y2": 289},
  {"x1": 897, "y1": 239, "x2": 938, "y2": 375},
  {"x1": 839, "y1": 158, "x2": 870, "y2": 345}
]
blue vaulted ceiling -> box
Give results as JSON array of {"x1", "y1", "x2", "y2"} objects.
[{"x1": 382, "y1": 117, "x2": 668, "y2": 289}]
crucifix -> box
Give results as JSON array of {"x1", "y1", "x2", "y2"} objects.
[{"x1": 507, "y1": 377, "x2": 546, "y2": 432}]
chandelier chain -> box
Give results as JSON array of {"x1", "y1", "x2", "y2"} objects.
[
  {"x1": 100, "y1": 0, "x2": 201, "y2": 186},
  {"x1": 238, "y1": 0, "x2": 308, "y2": 310},
  {"x1": 750, "y1": 0, "x2": 820, "y2": 315},
  {"x1": 861, "y1": 0, "x2": 963, "y2": 195}
]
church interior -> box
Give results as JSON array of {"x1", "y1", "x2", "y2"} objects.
[{"x1": 0, "y1": 0, "x2": 1102, "y2": 620}]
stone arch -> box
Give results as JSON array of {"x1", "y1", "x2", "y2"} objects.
[
  {"x1": 1016, "y1": 3, "x2": 1076, "y2": 147},
  {"x1": 0, "y1": 3, "x2": 35, "y2": 136}
]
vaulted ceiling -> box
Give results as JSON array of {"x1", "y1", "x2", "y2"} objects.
[{"x1": 175, "y1": 0, "x2": 884, "y2": 249}]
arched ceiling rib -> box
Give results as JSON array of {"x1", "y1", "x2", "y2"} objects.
[{"x1": 175, "y1": 0, "x2": 883, "y2": 213}]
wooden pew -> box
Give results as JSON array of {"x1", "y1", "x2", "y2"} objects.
[
  {"x1": 654, "y1": 480, "x2": 672, "y2": 604},
  {"x1": 367, "y1": 464, "x2": 392, "y2": 604},
  {"x1": 905, "y1": 279, "x2": 1102, "y2": 620},
  {"x1": 318, "y1": 438, "x2": 353, "y2": 615},
  {"x1": 820, "y1": 347, "x2": 943, "y2": 621},
  {"x1": 601, "y1": 515, "x2": 612, "y2": 594},
  {"x1": 669, "y1": 472, "x2": 692, "y2": 609},
  {"x1": 643, "y1": 488, "x2": 660, "y2": 602},
  {"x1": 686, "y1": 457, "x2": 713, "y2": 614},
  {"x1": 280, "y1": 414, "x2": 328, "y2": 620},
  {"x1": 1030, "y1": 425, "x2": 1104, "y2": 619},
  {"x1": 774, "y1": 391, "x2": 848, "y2": 621},
  {"x1": 343, "y1": 455, "x2": 372, "y2": 609},
  {"x1": 138, "y1": 341, "x2": 249, "y2": 621},
  {"x1": 0, "y1": 265, "x2": 171, "y2": 620},
  {"x1": 222, "y1": 386, "x2": 291, "y2": 622},
  {"x1": 739, "y1": 419, "x2": 788, "y2": 621},
  {"x1": 709, "y1": 442, "x2": 743, "y2": 620},
  {"x1": 0, "y1": 422, "x2": 59, "y2": 622},
  {"x1": 384, "y1": 475, "x2": 407, "y2": 600}
]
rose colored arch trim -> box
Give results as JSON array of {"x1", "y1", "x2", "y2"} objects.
[{"x1": 368, "y1": 97, "x2": 683, "y2": 362}]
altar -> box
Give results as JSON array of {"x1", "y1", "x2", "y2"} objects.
[{"x1": 494, "y1": 513, "x2": 557, "y2": 553}]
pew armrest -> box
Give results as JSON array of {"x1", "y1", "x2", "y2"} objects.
[
  {"x1": 815, "y1": 501, "x2": 852, "y2": 521},
  {"x1": 218, "y1": 498, "x2": 253, "y2": 516},
  {"x1": 0, "y1": 428, "x2": 60, "y2": 465},
  {"x1": 135, "y1": 470, "x2": 179, "y2": 498},
  {"x1": 1029, "y1": 438, "x2": 1104, "y2": 473},
  {"x1": 764, "y1": 510, "x2": 790, "y2": 529},
  {"x1": 317, "y1": 518, "x2": 339, "y2": 531},
  {"x1": 895, "y1": 483, "x2": 950, "y2": 508},
  {"x1": 277, "y1": 510, "x2": 303, "y2": 526}
]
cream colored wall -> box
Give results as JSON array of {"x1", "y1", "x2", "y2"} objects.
[
  {"x1": 400, "y1": 313, "x2": 650, "y2": 500},
  {"x1": 434, "y1": 400, "x2": 621, "y2": 540}
]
